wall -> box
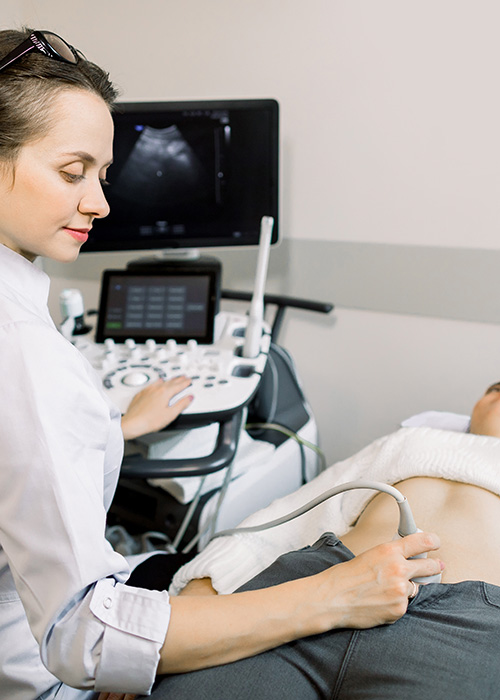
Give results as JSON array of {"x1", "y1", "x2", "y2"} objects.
[{"x1": 3, "y1": 1, "x2": 500, "y2": 463}]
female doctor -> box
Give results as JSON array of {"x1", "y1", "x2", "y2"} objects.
[{"x1": 0, "y1": 28, "x2": 441, "y2": 700}]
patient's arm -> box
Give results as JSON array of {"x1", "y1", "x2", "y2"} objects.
[
  {"x1": 178, "y1": 578, "x2": 218, "y2": 596},
  {"x1": 158, "y1": 531, "x2": 442, "y2": 674}
]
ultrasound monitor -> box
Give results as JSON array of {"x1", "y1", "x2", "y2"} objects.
[{"x1": 84, "y1": 99, "x2": 279, "y2": 254}]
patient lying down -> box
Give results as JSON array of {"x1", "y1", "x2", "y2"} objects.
[
  {"x1": 145, "y1": 383, "x2": 500, "y2": 699},
  {"x1": 137, "y1": 383, "x2": 500, "y2": 700},
  {"x1": 342, "y1": 382, "x2": 500, "y2": 586},
  {"x1": 175, "y1": 381, "x2": 500, "y2": 595}
]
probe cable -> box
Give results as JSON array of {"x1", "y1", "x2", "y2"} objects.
[{"x1": 211, "y1": 480, "x2": 418, "y2": 540}]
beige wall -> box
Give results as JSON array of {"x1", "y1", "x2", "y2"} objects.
[
  {"x1": 3, "y1": 2, "x2": 500, "y2": 463},
  {"x1": 6, "y1": 0, "x2": 500, "y2": 249}
]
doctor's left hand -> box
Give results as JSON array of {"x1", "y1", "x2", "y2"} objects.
[
  {"x1": 121, "y1": 375, "x2": 193, "y2": 440},
  {"x1": 97, "y1": 693, "x2": 136, "y2": 700}
]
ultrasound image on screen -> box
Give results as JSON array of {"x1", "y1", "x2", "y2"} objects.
[
  {"x1": 85, "y1": 100, "x2": 278, "y2": 252},
  {"x1": 110, "y1": 117, "x2": 227, "y2": 225},
  {"x1": 101, "y1": 110, "x2": 231, "y2": 239},
  {"x1": 113, "y1": 125, "x2": 212, "y2": 209}
]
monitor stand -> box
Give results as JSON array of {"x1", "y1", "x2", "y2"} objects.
[{"x1": 128, "y1": 248, "x2": 203, "y2": 265}]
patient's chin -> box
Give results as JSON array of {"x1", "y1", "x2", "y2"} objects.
[{"x1": 469, "y1": 422, "x2": 500, "y2": 439}]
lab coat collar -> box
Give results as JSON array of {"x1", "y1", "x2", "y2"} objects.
[{"x1": 0, "y1": 244, "x2": 51, "y2": 316}]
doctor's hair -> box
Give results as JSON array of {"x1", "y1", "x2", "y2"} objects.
[{"x1": 0, "y1": 28, "x2": 119, "y2": 165}]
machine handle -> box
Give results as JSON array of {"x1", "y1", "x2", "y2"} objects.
[
  {"x1": 120, "y1": 411, "x2": 244, "y2": 479},
  {"x1": 221, "y1": 290, "x2": 334, "y2": 343}
]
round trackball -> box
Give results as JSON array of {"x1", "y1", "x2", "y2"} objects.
[{"x1": 121, "y1": 372, "x2": 150, "y2": 387}]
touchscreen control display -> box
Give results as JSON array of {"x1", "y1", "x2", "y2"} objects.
[{"x1": 96, "y1": 270, "x2": 217, "y2": 344}]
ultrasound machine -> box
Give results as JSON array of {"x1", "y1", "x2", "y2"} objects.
[{"x1": 62, "y1": 99, "x2": 333, "y2": 555}]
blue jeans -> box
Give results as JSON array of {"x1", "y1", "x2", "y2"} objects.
[{"x1": 148, "y1": 533, "x2": 500, "y2": 699}]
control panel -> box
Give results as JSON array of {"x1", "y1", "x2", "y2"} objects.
[
  {"x1": 75, "y1": 311, "x2": 271, "y2": 420},
  {"x1": 67, "y1": 218, "x2": 275, "y2": 423}
]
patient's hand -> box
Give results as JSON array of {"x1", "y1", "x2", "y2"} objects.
[
  {"x1": 121, "y1": 376, "x2": 193, "y2": 440},
  {"x1": 178, "y1": 577, "x2": 218, "y2": 596},
  {"x1": 97, "y1": 693, "x2": 136, "y2": 700},
  {"x1": 315, "y1": 531, "x2": 443, "y2": 630}
]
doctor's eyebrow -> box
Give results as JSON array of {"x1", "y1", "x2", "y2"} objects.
[{"x1": 62, "y1": 151, "x2": 113, "y2": 167}]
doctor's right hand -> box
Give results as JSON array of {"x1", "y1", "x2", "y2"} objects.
[
  {"x1": 121, "y1": 375, "x2": 194, "y2": 440},
  {"x1": 315, "y1": 531, "x2": 443, "y2": 630}
]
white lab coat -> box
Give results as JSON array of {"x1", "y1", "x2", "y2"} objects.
[{"x1": 0, "y1": 244, "x2": 171, "y2": 699}]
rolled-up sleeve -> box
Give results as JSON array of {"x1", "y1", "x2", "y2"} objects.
[
  {"x1": 45, "y1": 579, "x2": 171, "y2": 693},
  {"x1": 0, "y1": 320, "x2": 170, "y2": 694}
]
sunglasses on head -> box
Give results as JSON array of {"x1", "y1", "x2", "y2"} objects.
[{"x1": 0, "y1": 30, "x2": 79, "y2": 74}]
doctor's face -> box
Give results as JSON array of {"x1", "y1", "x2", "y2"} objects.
[
  {"x1": 469, "y1": 382, "x2": 500, "y2": 438},
  {"x1": 0, "y1": 88, "x2": 113, "y2": 262}
]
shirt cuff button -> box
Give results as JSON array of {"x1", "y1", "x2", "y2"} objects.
[{"x1": 103, "y1": 597, "x2": 113, "y2": 609}]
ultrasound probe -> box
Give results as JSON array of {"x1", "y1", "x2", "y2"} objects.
[{"x1": 212, "y1": 479, "x2": 442, "y2": 584}]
